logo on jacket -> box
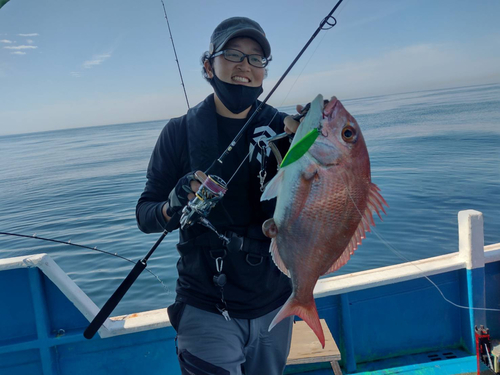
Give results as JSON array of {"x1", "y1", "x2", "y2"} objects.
[{"x1": 249, "y1": 126, "x2": 277, "y2": 164}]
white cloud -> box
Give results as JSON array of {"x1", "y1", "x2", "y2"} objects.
[
  {"x1": 0, "y1": 39, "x2": 12, "y2": 43},
  {"x1": 18, "y1": 33, "x2": 39, "y2": 37},
  {"x1": 4, "y1": 45, "x2": 37, "y2": 50},
  {"x1": 26, "y1": 39, "x2": 34, "y2": 44},
  {"x1": 70, "y1": 71, "x2": 82, "y2": 78},
  {"x1": 82, "y1": 53, "x2": 111, "y2": 69},
  {"x1": 11, "y1": 51, "x2": 26, "y2": 55}
]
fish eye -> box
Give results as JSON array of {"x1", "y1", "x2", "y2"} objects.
[{"x1": 342, "y1": 125, "x2": 356, "y2": 142}]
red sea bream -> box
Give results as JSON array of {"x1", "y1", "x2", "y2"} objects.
[{"x1": 261, "y1": 95, "x2": 387, "y2": 348}]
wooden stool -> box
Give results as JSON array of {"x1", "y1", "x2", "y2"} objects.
[{"x1": 286, "y1": 319, "x2": 342, "y2": 375}]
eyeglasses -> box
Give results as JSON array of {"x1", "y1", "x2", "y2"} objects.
[{"x1": 211, "y1": 49, "x2": 270, "y2": 68}]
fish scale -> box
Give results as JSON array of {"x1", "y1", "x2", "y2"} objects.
[{"x1": 261, "y1": 94, "x2": 388, "y2": 348}]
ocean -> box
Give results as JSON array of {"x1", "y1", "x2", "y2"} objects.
[{"x1": 0, "y1": 83, "x2": 499, "y2": 316}]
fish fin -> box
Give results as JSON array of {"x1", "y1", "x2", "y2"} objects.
[
  {"x1": 269, "y1": 296, "x2": 325, "y2": 349},
  {"x1": 270, "y1": 238, "x2": 290, "y2": 277},
  {"x1": 302, "y1": 164, "x2": 318, "y2": 181},
  {"x1": 323, "y1": 183, "x2": 388, "y2": 275},
  {"x1": 261, "y1": 168, "x2": 285, "y2": 201},
  {"x1": 285, "y1": 163, "x2": 318, "y2": 225}
]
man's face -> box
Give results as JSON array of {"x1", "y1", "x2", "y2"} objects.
[{"x1": 207, "y1": 37, "x2": 266, "y2": 87}]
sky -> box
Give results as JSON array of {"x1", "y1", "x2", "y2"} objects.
[{"x1": 0, "y1": 0, "x2": 499, "y2": 135}]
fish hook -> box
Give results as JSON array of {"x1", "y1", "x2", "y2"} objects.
[{"x1": 317, "y1": 124, "x2": 328, "y2": 138}]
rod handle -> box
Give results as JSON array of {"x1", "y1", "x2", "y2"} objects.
[{"x1": 83, "y1": 260, "x2": 147, "y2": 339}]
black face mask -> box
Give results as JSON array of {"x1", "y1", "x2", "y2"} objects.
[{"x1": 209, "y1": 72, "x2": 263, "y2": 114}]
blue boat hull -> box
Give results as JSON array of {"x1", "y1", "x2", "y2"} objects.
[{"x1": 1, "y1": 210, "x2": 498, "y2": 375}]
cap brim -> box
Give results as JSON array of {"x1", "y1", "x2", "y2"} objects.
[{"x1": 215, "y1": 29, "x2": 271, "y2": 59}]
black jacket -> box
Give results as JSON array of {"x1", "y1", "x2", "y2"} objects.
[{"x1": 136, "y1": 94, "x2": 292, "y2": 319}]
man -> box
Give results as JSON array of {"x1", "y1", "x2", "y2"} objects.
[{"x1": 136, "y1": 17, "x2": 301, "y2": 374}]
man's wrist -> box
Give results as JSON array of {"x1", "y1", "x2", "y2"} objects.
[{"x1": 162, "y1": 202, "x2": 171, "y2": 221}]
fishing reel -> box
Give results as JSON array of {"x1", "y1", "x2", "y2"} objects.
[{"x1": 180, "y1": 171, "x2": 228, "y2": 230}]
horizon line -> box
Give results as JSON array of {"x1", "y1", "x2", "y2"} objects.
[{"x1": 1, "y1": 82, "x2": 498, "y2": 138}]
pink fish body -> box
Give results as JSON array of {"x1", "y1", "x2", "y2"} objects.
[{"x1": 261, "y1": 95, "x2": 387, "y2": 348}]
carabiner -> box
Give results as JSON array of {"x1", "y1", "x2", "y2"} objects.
[{"x1": 215, "y1": 257, "x2": 223, "y2": 273}]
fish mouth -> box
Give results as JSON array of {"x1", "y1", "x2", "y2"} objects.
[{"x1": 323, "y1": 96, "x2": 339, "y2": 118}]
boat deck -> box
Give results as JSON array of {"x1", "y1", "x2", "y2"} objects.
[{"x1": 287, "y1": 348, "x2": 492, "y2": 374}]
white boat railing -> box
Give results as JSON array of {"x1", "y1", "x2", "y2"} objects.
[
  {"x1": 315, "y1": 209, "x2": 497, "y2": 298},
  {"x1": 0, "y1": 209, "x2": 497, "y2": 338}
]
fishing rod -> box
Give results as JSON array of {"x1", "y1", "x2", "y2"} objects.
[
  {"x1": 0, "y1": 231, "x2": 168, "y2": 289},
  {"x1": 160, "y1": 0, "x2": 190, "y2": 110},
  {"x1": 183, "y1": 0, "x2": 344, "y2": 226},
  {"x1": 84, "y1": 0, "x2": 344, "y2": 339},
  {"x1": 207, "y1": 0, "x2": 342, "y2": 172},
  {"x1": 84, "y1": 214, "x2": 179, "y2": 338}
]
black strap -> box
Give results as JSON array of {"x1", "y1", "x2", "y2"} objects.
[{"x1": 176, "y1": 230, "x2": 270, "y2": 261}]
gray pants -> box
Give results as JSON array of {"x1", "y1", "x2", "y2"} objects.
[{"x1": 176, "y1": 304, "x2": 293, "y2": 375}]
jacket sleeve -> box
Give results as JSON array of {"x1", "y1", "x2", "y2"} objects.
[{"x1": 136, "y1": 119, "x2": 185, "y2": 233}]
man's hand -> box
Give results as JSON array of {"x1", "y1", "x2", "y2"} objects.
[
  {"x1": 163, "y1": 171, "x2": 203, "y2": 221},
  {"x1": 284, "y1": 104, "x2": 308, "y2": 134}
]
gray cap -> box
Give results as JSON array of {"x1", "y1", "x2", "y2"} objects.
[{"x1": 209, "y1": 17, "x2": 271, "y2": 59}]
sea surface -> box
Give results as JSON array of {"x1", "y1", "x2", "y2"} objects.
[{"x1": 1, "y1": 84, "x2": 499, "y2": 316}]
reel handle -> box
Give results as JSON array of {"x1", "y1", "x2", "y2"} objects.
[{"x1": 193, "y1": 170, "x2": 207, "y2": 184}]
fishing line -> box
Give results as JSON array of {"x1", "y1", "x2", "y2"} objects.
[
  {"x1": 277, "y1": 32, "x2": 329, "y2": 109},
  {"x1": 0, "y1": 231, "x2": 169, "y2": 292},
  {"x1": 369, "y1": 227, "x2": 500, "y2": 313},
  {"x1": 338, "y1": 176, "x2": 500, "y2": 313},
  {"x1": 226, "y1": 0, "x2": 350, "y2": 189},
  {"x1": 277, "y1": 0, "x2": 350, "y2": 108},
  {"x1": 209, "y1": 0, "x2": 346, "y2": 172},
  {"x1": 227, "y1": 153, "x2": 250, "y2": 186}
]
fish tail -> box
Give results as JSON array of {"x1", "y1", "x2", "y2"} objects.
[{"x1": 269, "y1": 296, "x2": 325, "y2": 349}]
